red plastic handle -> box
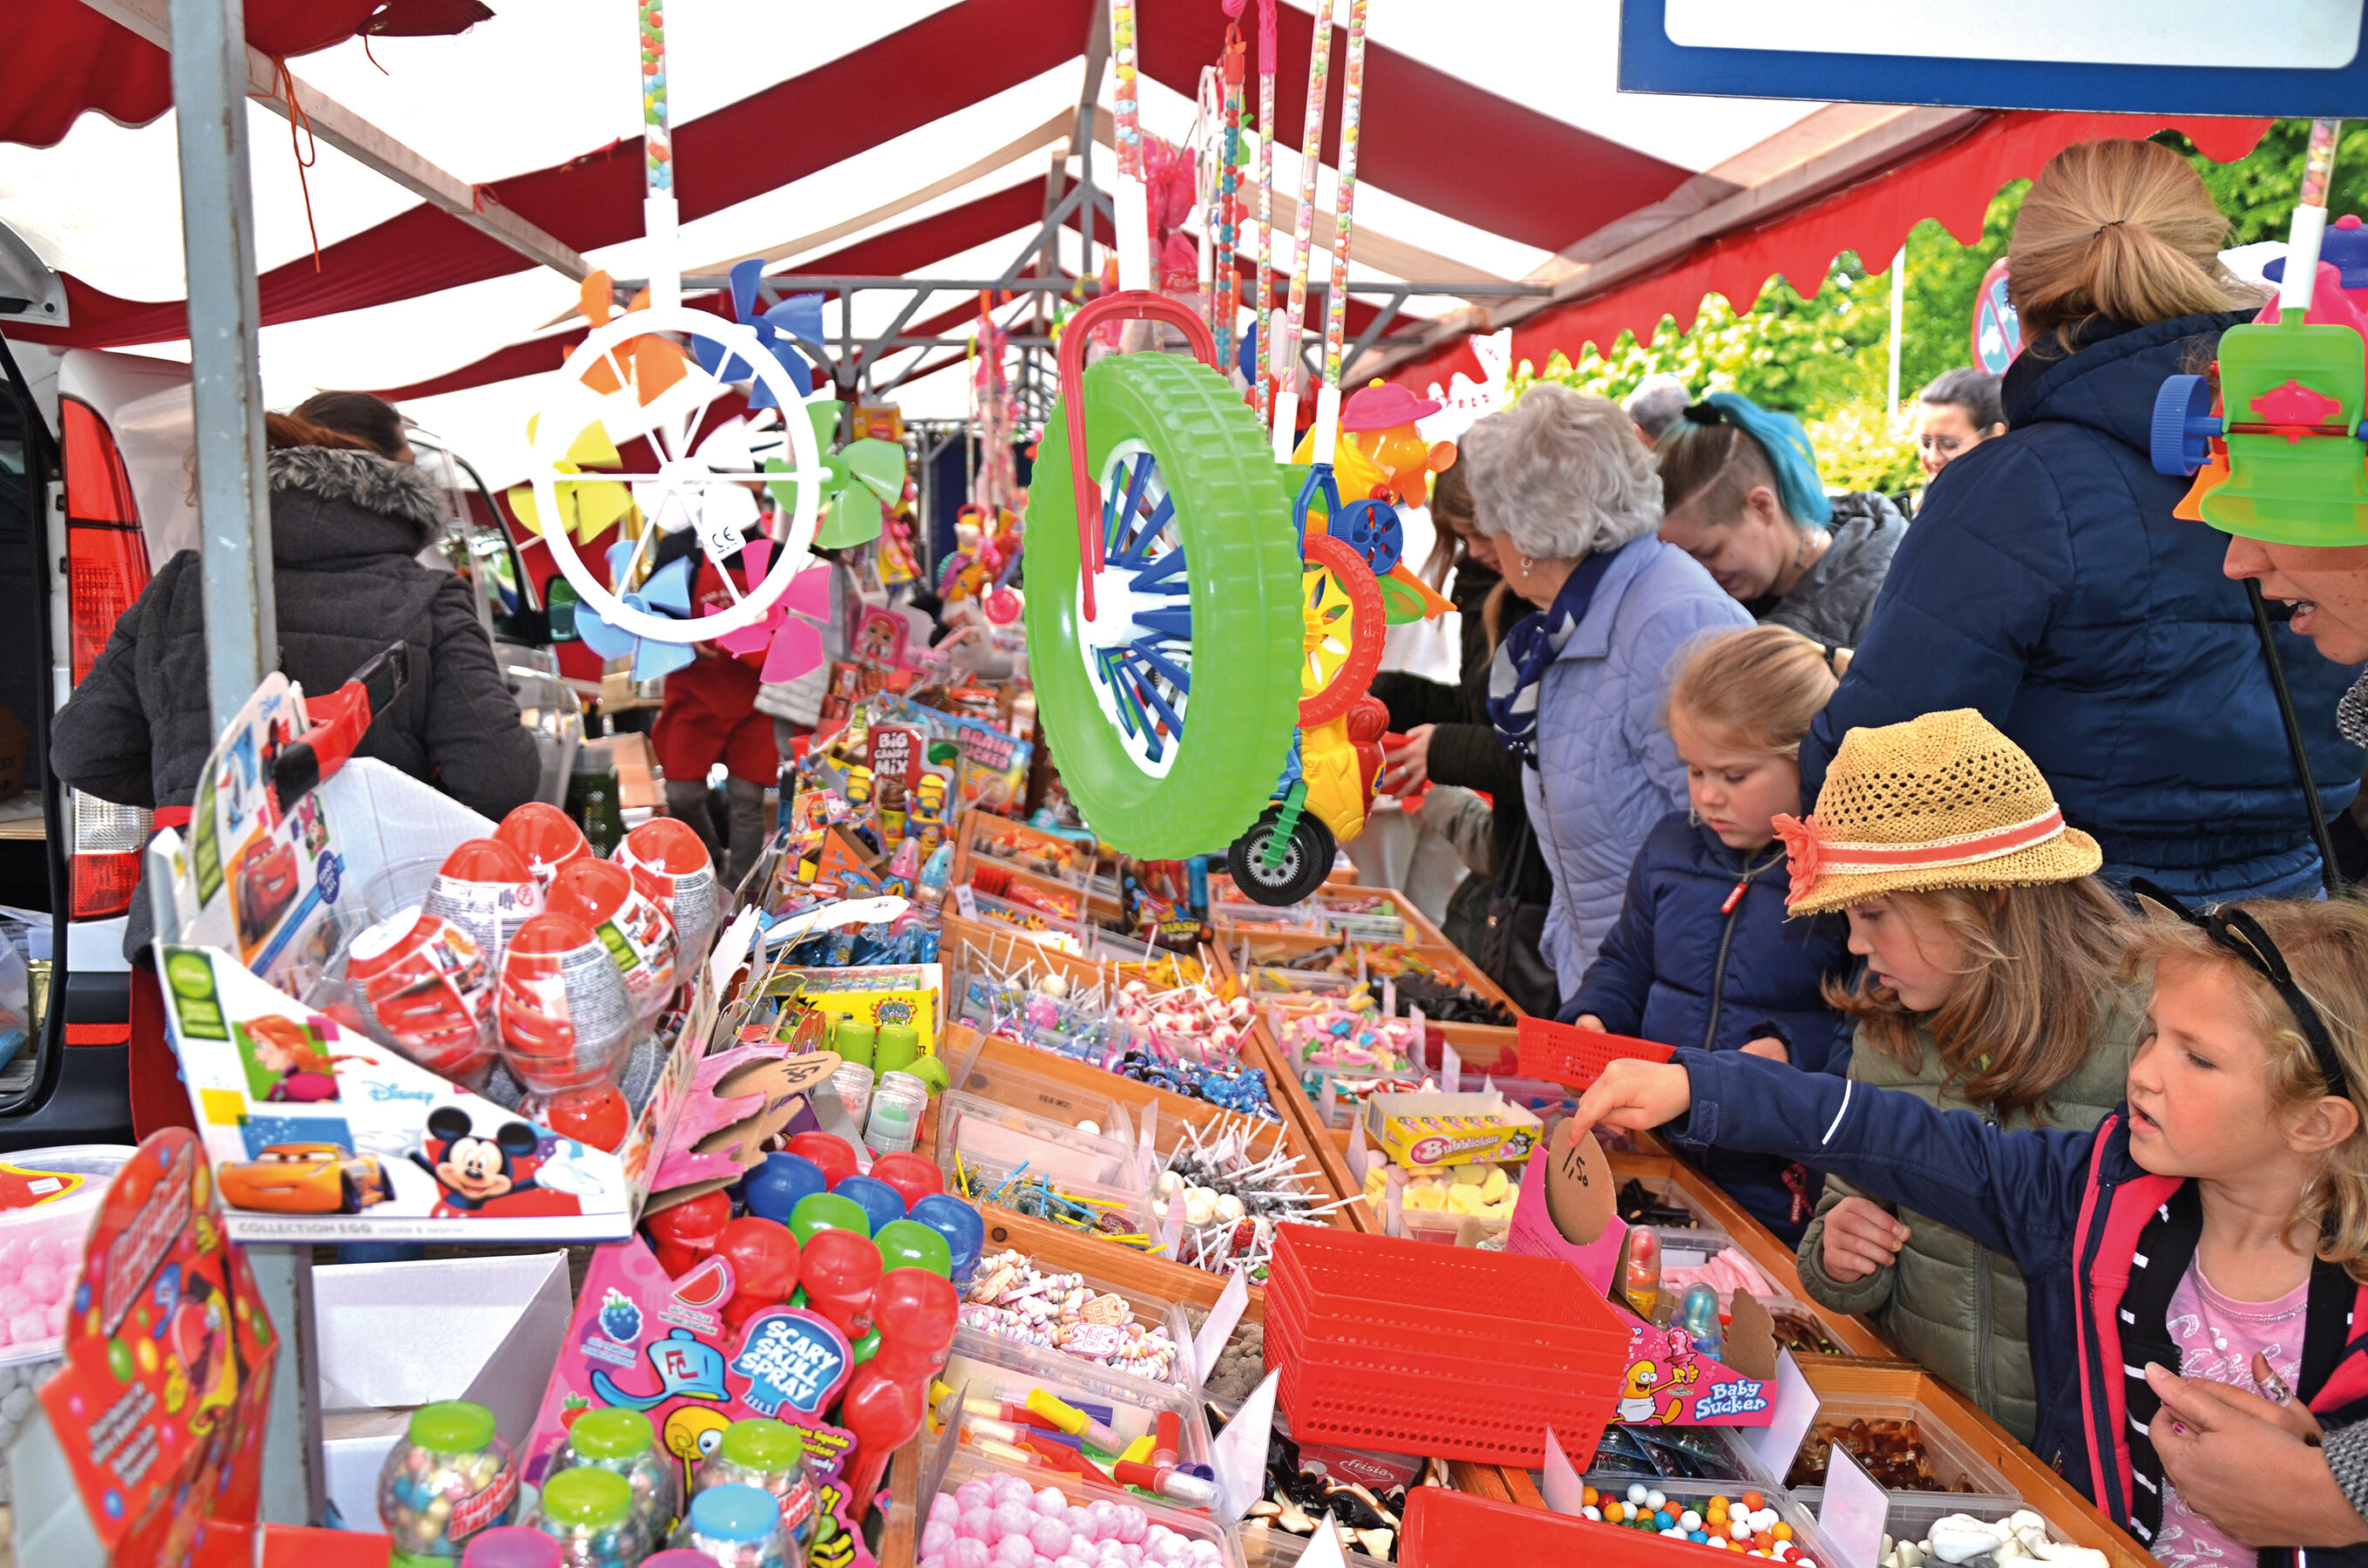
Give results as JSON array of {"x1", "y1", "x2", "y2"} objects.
[{"x1": 1057, "y1": 291, "x2": 1221, "y2": 615}]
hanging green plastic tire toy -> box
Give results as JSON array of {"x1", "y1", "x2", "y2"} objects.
[{"x1": 1027, "y1": 295, "x2": 1302, "y2": 858}]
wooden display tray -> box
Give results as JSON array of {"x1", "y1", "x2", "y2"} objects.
[
  {"x1": 938, "y1": 911, "x2": 1218, "y2": 991},
  {"x1": 1211, "y1": 932, "x2": 1522, "y2": 1074},
  {"x1": 948, "y1": 807, "x2": 1123, "y2": 923}
]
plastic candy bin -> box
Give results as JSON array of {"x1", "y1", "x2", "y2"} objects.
[{"x1": 0, "y1": 1144, "x2": 135, "y2": 1364}]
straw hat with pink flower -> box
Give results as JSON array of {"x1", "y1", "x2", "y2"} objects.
[{"x1": 1774, "y1": 709, "x2": 2101, "y2": 917}]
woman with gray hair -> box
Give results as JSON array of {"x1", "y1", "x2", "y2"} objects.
[{"x1": 1464, "y1": 384, "x2": 1751, "y2": 1001}]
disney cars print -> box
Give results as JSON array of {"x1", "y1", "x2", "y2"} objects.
[{"x1": 219, "y1": 1143, "x2": 390, "y2": 1214}]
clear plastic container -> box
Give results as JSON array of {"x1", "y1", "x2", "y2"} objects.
[
  {"x1": 0, "y1": 1144, "x2": 134, "y2": 1366},
  {"x1": 545, "y1": 1406, "x2": 677, "y2": 1550},
  {"x1": 689, "y1": 1419, "x2": 819, "y2": 1557},
  {"x1": 666, "y1": 1482, "x2": 788, "y2": 1568},
  {"x1": 921, "y1": 1448, "x2": 1243, "y2": 1568},
  {"x1": 958, "y1": 1254, "x2": 1199, "y2": 1395},
  {"x1": 1572, "y1": 1475, "x2": 1844, "y2": 1568},
  {"x1": 947, "y1": 1043, "x2": 1135, "y2": 1145},
  {"x1": 1779, "y1": 1395, "x2": 2020, "y2": 1503},
  {"x1": 528, "y1": 1464, "x2": 642, "y2": 1567},
  {"x1": 377, "y1": 1399, "x2": 519, "y2": 1560},
  {"x1": 935, "y1": 1091, "x2": 1143, "y2": 1191},
  {"x1": 1856, "y1": 1495, "x2": 2078, "y2": 1562},
  {"x1": 940, "y1": 1322, "x2": 1215, "y2": 1468}
]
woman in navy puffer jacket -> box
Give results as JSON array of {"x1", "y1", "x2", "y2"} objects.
[
  {"x1": 1564, "y1": 626, "x2": 1854, "y2": 1243},
  {"x1": 1799, "y1": 139, "x2": 2364, "y2": 901}
]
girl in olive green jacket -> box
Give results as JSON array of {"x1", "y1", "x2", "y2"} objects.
[{"x1": 1780, "y1": 710, "x2": 2141, "y2": 1449}]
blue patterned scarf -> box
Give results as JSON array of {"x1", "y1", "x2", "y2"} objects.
[{"x1": 1486, "y1": 548, "x2": 1618, "y2": 765}]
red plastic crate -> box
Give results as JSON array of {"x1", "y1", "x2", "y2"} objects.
[
  {"x1": 1516, "y1": 1016, "x2": 1675, "y2": 1089},
  {"x1": 1261, "y1": 1225, "x2": 1629, "y2": 1465}
]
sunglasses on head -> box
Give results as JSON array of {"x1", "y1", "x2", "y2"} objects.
[{"x1": 2130, "y1": 879, "x2": 2348, "y2": 1101}]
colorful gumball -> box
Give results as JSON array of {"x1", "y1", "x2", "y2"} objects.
[
  {"x1": 494, "y1": 802, "x2": 591, "y2": 890},
  {"x1": 799, "y1": 1226, "x2": 882, "y2": 1337},
  {"x1": 715, "y1": 1217, "x2": 802, "y2": 1334},
  {"x1": 866, "y1": 1151, "x2": 944, "y2": 1211},
  {"x1": 546, "y1": 859, "x2": 678, "y2": 1023},
  {"x1": 831, "y1": 1174, "x2": 906, "y2": 1234},
  {"x1": 643, "y1": 1189, "x2": 730, "y2": 1279},
  {"x1": 788, "y1": 1191, "x2": 872, "y2": 1245},
  {"x1": 909, "y1": 1194, "x2": 986, "y2": 1280},
  {"x1": 784, "y1": 1132, "x2": 858, "y2": 1190},
  {"x1": 741, "y1": 1151, "x2": 827, "y2": 1225},
  {"x1": 616, "y1": 817, "x2": 720, "y2": 969},
  {"x1": 872, "y1": 1218, "x2": 953, "y2": 1279}
]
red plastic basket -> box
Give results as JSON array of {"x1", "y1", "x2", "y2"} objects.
[
  {"x1": 1515, "y1": 1016, "x2": 1675, "y2": 1089},
  {"x1": 1261, "y1": 1225, "x2": 1629, "y2": 1465}
]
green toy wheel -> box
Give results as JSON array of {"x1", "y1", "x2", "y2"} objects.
[{"x1": 1028, "y1": 353, "x2": 1301, "y2": 858}]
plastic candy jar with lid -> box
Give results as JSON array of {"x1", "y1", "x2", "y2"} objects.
[
  {"x1": 528, "y1": 1466, "x2": 643, "y2": 1567},
  {"x1": 548, "y1": 1406, "x2": 679, "y2": 1543},
  {"x1": 668, "y1": 1483, "x2": 790, "y2": 1568},
  {"x1": 459, "y1": 1527, "x2": 560, "y2": 1568},
  {"x1": 377, "y1": 1399, "x2": 519, "y2": 1562},
  {"x1": 690, "y1": 1419, "x2": 819, "y2": 1555}
]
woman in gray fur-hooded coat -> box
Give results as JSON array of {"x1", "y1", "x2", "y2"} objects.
[{"x1": 52, "y1": 424, "x2": 541, "y2": 957}]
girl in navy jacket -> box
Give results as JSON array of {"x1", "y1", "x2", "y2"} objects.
[
  {"x1": 1565, "y1": 625, "x2": 1854, "y2": 1242},
  {"x1": 1571, "y1": 892, "x2": 2368, "y2": 1568}
]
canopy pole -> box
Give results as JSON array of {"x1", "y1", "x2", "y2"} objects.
[
  {"x1": 172, "y1": 0, "x2": 275, "y2": 738},
  {"x1": 1886, "y1": 244, "x2": 1906, "y2": 420}
]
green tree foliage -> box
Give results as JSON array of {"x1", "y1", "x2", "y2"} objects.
[{"x1": 1503, "y1": 119, "x2": 2338, "y2": 493}]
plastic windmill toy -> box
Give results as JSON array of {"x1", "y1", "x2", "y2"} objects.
[
  {"x1": 514, "y1": 2, "x2": 845, "y2": 684},
  {"x1": 1026, "y1": 0, "x2": 1445, "y2": 906},
  {"x1": 2152, "y1": 119, "x2": 2368, "y2": 542}
]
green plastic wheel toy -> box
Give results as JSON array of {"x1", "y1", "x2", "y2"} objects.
[{"x1": 1026, "y1": 294, "x2": 1302, "y2": 858}]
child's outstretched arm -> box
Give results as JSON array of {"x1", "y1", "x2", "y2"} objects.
[{"x1": 1571, "y1": 1049, "x2": 2099, "y2": 1272}]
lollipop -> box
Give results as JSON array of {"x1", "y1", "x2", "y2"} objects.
[{"x1": 799, "y1": 1226, "x2": 882, "y2": 1338}]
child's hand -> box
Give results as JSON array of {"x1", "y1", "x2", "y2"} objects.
[
  {"x1": 1571, "y1": 1059, "x2": 1693, "y2": 1140},
  {"x1": 1740, "y1": 1036, "x2": 1789, "y2": 1062},
  {"x1": 1572, "y1": 1014, "x2": 1606, "y2": 1032},
  {"x1": 1821, "y1": 1197, "x2": 1910, "y2": 1282}
]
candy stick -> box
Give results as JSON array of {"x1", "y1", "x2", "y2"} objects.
[
  {"x1": 1273, "y1": 0, "x2": 1335, "y2": 458},
  {"x1": 1313, "y1": 0, "x2": 1367, "y2": 458},
  {"x1": 638, "y1": 0, "x2": 679, "y2": 312},
  {"x1": 1213, "y1": 28, "x2": 1246, "y2": 376},
  {"x1": 2281, "y1": 119, "x2": 2347, "y2": 317}
]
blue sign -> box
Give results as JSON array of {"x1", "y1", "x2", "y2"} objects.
[
  {"x1": 728, "y1": 1308, "x2": 852, "y2": 1419},
  {"x1": 1619, "y1": 1, "x2": 2368, "y2": 117}
]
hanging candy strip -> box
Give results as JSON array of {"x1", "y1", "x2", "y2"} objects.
[
  {"x1": 1213, "y1": 26, "x2": 1246, "y2": 377},
  {"x1": 1109, "y1": 0, "x2": 1150, "y2": 290},
  {"x1": 1273, "y1": 0, "x2": 1336, "y2": 458},
  {"x1": 1252, "y1": 0, "x2": 1278, "y2": 430},
  {"x1": 2278, "y1": 119, "x2": 2346, "y2": 318},
  {"x1": 638, "y1": 0, "x2": 679, "y2": 312},
  {"x1": 1318, "y1": 0, "x2": 1368, "y2": 415}
]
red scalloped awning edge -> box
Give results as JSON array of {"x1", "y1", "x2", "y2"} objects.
[{"x1": 1392, "y1": 111, "x2": 2273, "y2": 398}]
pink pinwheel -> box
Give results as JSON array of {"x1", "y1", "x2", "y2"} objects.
[{"x1": 713, "y1": 538, "x2": 831, "y2": 682}]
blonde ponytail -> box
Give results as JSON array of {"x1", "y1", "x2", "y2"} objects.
[{"x1": 2009, "y1": 138, "x2": 2262, "y2": 350}]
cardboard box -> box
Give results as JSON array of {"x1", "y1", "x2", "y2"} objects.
[
  {"x1": 1362, "y1": 1088, "x2": 1542, "y2": 1168},
  {"x1": 316, "y1": 1251, "x2": 573, "y2": 1531}
]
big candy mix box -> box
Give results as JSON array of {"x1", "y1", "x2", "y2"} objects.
[{"x1": 145, "y1": 675, "x2": 707, "y2": 1243}]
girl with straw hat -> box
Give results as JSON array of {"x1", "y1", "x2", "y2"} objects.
[{"x1": 1779, "y1": 709, "x2": 2141, "y2": 1447}]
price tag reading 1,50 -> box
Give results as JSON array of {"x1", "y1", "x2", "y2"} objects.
[{"x1": 1544, "y1": 1117, "x2": 1616, "y2": 1246}]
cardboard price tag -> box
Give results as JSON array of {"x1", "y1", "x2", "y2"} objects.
[{"x1": 1542, "y1": 1116, "x2": 1615, "y2": 1246}]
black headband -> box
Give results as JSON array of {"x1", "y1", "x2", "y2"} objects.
[
  {"x1": 2130, "y1": 879, "x2": 2349, "y2": 1100},
  {"x1": 1681, "y1": 402, "x2": 1725, "y2": 426}
]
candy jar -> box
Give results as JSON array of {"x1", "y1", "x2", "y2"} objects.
[
  {"x1": 1680, "y1": 1283, "x2": 1724, "y2": 1359},
  {"x1": 460, "y1": 1526, "x2": 562, "y2": 1567},
  {"x1": 668, "y1": 1483, "x2": 788, "y2": 1568},
  {"x1": 691, "y1": 1420, "x2": 819, "y2": 1556},
  {"x1": 378, "y1": 1399, "x2": 519, "y2": 1561},
  {"x1": 1623, "y1": 1226, "x2": 1662, "y2": 1320},
  {"x1": 549, "y1": 1407, "x2": 679, "y2": 1545},
  {"x1": 529, "y1": 1466, "x2": 643, "y2": 1567}
]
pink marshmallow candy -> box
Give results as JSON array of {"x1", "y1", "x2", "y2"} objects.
[
  {"x1": 1112, "y1": 1508, "x2": 1149, "y2": 1546},
  {"x1": 1147, "y1": 1537, "x2": 1189, "y2": 1566},
  {"x1": 44, "y1": 1303, "x2": 65, "y2": 1335},
  {"x1": 1186, "y1": 1544, "x2": 1222, "y2": 1564},
  {"x1": 1028, "y1": 1519, "x2": 1072, "y2": 1558},
  {"x1": 990, "y1": 1475, "x2": 1035, "y2": 1507},
  {"x1": 992, "y1": 1537, "x2": 1035, "y2": 1568},
  {"x1": 1055, "y1": 1558, "x2": 1093, "y2": 1568},
  {"x1": 923, "y1": 1522, "x2": 957, "y2": 1558},
  {"x1": 19, "y1": 1264, "x2": 59, "y2": 1304},
  {"x1": 990, "y1": 1502, "x2": 1036, "y2": 1537},
  {"x1": 959, "y1": 1506, "x2": 996, "y2": 1542},
  {"x1": 1064, "y1": 1505, "x2": 1095, "y2": 1537},
  {"x1": 5, "y1": 1311, "x2": 44, "y2": 1345},
  {"x1": 956, "y1": 1480, "x2": 994, "y2": 1511},
  {"x1": 1032, "y1": 1487, "x2": 1070, "y2": 1518},
  {"x1": 951, "y1": 1541, "x2": 993, "y2": 1568}
]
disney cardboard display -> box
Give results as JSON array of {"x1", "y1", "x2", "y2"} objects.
[
  {"x1": 146, "y1": 674, "x2": 707, "y2": 1243},
  {"x1": 524, "y1": 1235, "x2": 875, "y2": 1568}
]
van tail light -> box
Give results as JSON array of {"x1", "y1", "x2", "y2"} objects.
[
  {"x1": 58, "y1": 397, "x2": 153, "y2": 685},
  {"x1": 71, "y1": 791, "x2": 150, "y2": 920}
]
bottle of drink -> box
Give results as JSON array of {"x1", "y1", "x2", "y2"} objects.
[{"x1": 567, "y1": 750, "x2": 625, "y2": 857}]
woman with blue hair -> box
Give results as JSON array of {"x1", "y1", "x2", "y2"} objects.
[{"x1": 1654, "y1": 390, "x2": 1907, "y2": 656}]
